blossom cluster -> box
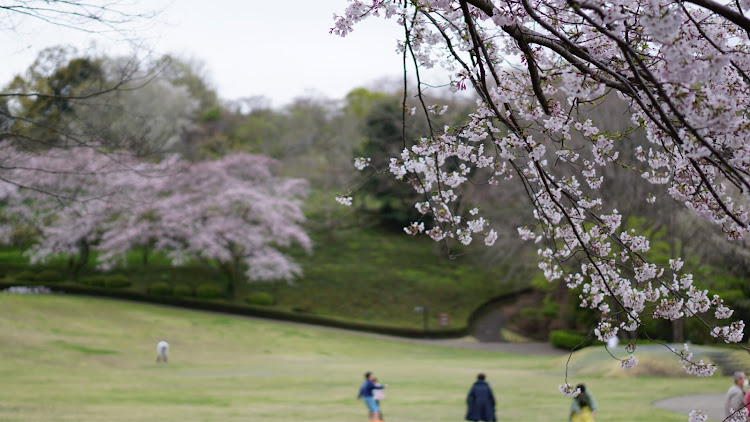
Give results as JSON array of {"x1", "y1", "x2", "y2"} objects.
[
  {"x1": 334, "y1": 0, "x2": 749, "y2": 407},
  {"x1": 558, "y1": 383, "x2": 581, "y2": 397},
  {"x1": 687, "y1": 410, "x2": 707, "y2": 422},
  {"x1": 725, "y1": 408, "x2": 750, "y2": 422},
  {"x1": 620, "y1": 354, "x2": 638, "y2": 370}
]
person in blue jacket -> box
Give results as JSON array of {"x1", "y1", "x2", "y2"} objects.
[
  {"x1": 357, "y1": 371, "x2": 386, "y2": 422},
  {"x1": 465, "y1": 373, "x2": 497, "y2": 422}
]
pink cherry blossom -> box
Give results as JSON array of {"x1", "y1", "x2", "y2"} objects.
[
  {"x1": 0, "y1": 143, "x2": 310, "y2": 289},
  {"x1": 334, "y1": 0, "x2": 750, "y2": 403}
]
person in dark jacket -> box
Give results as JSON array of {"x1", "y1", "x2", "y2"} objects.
[{"x1": 466, "y1": 373, "x2": 497, "y2": 422}]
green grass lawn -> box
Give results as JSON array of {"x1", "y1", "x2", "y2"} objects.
[{"x1": 0, "y1": 294, "x2": 728, "y2": 421}]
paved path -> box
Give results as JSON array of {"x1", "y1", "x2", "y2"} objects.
[
  {"x1": 471, "y1": 306, "x2": 506, "y2": 342},
  {"x1": 652, "y1": 394, "x2": 725, "y2": 421},
  {"x1": 390, "y1": 337, "x2": 568, "y2": 355}
]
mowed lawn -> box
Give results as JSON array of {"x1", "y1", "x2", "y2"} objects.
[{"x1": 0, "y1": 294, "x2": 727, "y2": 421}]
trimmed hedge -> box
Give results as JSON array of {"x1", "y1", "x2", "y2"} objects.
[
  {"x1": 36, "y1": 269, "x2": 63, "y2": 283},
  {"x1": 246, "y1": 292, "x2": 274, "y2": 306},
  {"x1": 549, "y1": 329, "x2": 593, "y2": 350},
  {"x1": 195, "y1": 284, "x2": 223, "y2": 299},
  {"x1": 81, "y1": 275, "x2": 106, "y2": 287},
  {"x1": 15, "y1": 271, "x2": 36, "y2": 282},
  {"x1": 173, "y1": 285, "x2": 194, "y2": 297},
  {"x1": 104, "y1": 275, "x2": 131, "y2": 288},
  {"x1": 148, "y1": 282, "x2": 173, "y2": 296}
]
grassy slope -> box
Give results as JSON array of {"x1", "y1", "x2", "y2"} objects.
[
  {"x1": 0, "y1": 225, "x2": 533, "y2": 331},
  {"x1": 242, "y1": 226, "x2": 530, "y2": 328},
  {"x1": 237, "y1": 188, "x2": 536, "y2": 328},
  {"x1": 0, "y1": 294, "x2": 728, "y2": 422}
]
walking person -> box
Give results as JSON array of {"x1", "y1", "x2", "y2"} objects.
[
  {"x1": 725, "y1": 371, "x2": 748, "y2": 420},
  {"x1": 570, "y1": 383, "x2": 597, "y2": 422},
  {"x1": 465, "y1": 373, "x2": 496, "y2": 422},
  {"x1": 155, "y1": 340, "x2": 169, "y2": 364},
  {"x1": 357, "y1": 371, "x2": 386, "y2": 422}
]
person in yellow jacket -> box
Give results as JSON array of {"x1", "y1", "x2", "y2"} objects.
[{"x1": 570, "y1": 384, "x2": 597, "y2": 422}]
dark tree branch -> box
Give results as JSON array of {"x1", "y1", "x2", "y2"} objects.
[{"x1": 682, "y1": 0, "x2": 750, "y2": 35}]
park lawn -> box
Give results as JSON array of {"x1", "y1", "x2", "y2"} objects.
[{"x1": 0, "y1": 294, "x2": 727, "y2": 422}]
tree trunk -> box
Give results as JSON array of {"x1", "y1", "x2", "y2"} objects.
[
  {"x1": 142, "y1": 245, "x2": 150, "y2": 266},
  {"x1": 219, "y1": 262, "x2": 236, "y2": 299},
  {"x1": 71, "y1": 239, "x2": 90, "y2": 278},
  {"x1": 672, "y1": 319, "x2": 685, "y2": 343},
  {"x1": 226, "y1": 279, "x2": 234, "y2": 298},
  {"x1": 67, "y1": 253, "x2": 76, "y2": 280},
  {"x1": 229, "y1": 256, "x2": 244, "y2": 299},
  {"x1": 667, "y1": 204, "x2": 685, "y2": 344}
]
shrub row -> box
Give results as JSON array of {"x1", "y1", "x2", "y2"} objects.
[
  {"x1": 79, "y1": 275, "x2": 132, "y2": 289},
  {"x1": 246, "y1": 292, "x2": 274, "y2": 306},
  {"x1": 147, "y1": 282, "x2": 224, "y2": 299},
  {"x1": 548, "y1": 329, "x2": 594, "y2": 350},
  {"x1": 135, "y1": 283, "x2": 274, "y2": 305},
  {"x1": 15, "y1": 270, "x2": 64, "y2": 283},
  {"x1": 173, "y1": 285, "x2": 193, "y2": 297},
  {"x1": 15, "y1": 271, "x2": 133, "y2": 288}
]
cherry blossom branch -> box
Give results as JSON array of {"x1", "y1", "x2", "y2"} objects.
[
  {"x1": 681, "y1": 0, "x2": 750, "y2": 35},
  {"x1": 333, "y1": 1, "x2": 750, "y2": 397}
]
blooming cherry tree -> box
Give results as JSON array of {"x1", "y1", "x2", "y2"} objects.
[
  {"x1": 0, "y1": 143, "x2": 311, "y2": 293},
  {"x1": 0, "y1": 142, "x2": 161, "y2": 275},
  {"x1": 333, "y1": 0, "x2": 750, "y2": 405},
  {"x1": 97, "y1": 153, "x2": 312, "y2": 295}
]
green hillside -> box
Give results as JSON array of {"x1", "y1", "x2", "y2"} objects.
[
  {"x1": 247, "y1": 227, "x2": 531, "y2": 328},
  {"x1": 0, "y1": 220, "x2": 535, "y2": 331}
]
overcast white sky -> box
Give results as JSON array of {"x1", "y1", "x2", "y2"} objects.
[{"x1": 0, "y1": 0, "x2": 451, "y2": 107}]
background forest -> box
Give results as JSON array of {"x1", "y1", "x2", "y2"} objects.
[{"x1": 1, "y1": 47, "x2": 748, "y2": 345}]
